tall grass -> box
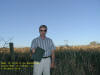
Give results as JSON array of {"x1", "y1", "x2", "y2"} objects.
[
  {"x1": 53, "y1": 48, "x2": 100, "y2": 75},
  {"x1": 0, "y1": 47, "x2": 100, "y2": 75}
]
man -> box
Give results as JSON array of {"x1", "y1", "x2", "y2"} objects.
[{"x1": 30, "y1": 25, "x2": 56, "y2": 75}]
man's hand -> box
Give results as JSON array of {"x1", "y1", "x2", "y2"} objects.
[
  {"x1": 32, "y1": 48, "x2": 35, "y2": 54},
  {"x1": 51, "y1": 62, "x2": 55, "y2": 68}
]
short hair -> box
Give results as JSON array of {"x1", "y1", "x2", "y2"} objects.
[{"x1": 39, "y1": 25, "x2": 48, "y2": 30}]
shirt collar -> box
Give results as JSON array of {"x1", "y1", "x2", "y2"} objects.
[{"x1": 39, "y1": 35, "x2": 47, "y2": 40}]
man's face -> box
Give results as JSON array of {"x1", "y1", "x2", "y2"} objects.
[{"x1": 39, "y1": 27, "x2": 47, "y2": 36}]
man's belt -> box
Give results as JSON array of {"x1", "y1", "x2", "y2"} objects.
[{"x1": 42, "y1": 56, "x2": 51, "y2": 58}]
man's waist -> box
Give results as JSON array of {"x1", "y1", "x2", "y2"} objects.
[{"x1": 42, "y1": 56, "x2": 51, "y2": 58}]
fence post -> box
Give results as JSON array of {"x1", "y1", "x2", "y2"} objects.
[{"x1": 9, "y1": 42, "x2": 15, "y2": 61}]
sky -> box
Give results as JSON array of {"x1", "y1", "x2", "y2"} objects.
[{"x1": 0, "y1": 0, "x2": 100, "y2": 47}]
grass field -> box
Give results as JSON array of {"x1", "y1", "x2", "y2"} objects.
[{"x1": 0, "y1": 46, "x2": 100, "y2": 75}]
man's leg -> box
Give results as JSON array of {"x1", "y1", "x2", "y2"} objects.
[
  {"x1": 33, "y1": 60, "x2": 44, "y2": 75},
  {"x1": 43, "y1": 57, "x2": 51, "y2": 75}
]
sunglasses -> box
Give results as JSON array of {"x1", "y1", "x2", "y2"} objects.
[{"x1": 40, "y1": 30, "x2": 47, "y2": 32}]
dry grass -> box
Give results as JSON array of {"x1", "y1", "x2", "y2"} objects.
[
  {"x1": 0, "y1": 45, "x2": 100, "y2": 75},
  {"x1": 0, "y1": 45, "x2": 100, "y2": 53}
]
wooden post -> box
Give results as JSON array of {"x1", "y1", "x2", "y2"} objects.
[{"x1": 9, "y1": 42, "x2": 15, "y2": 61}]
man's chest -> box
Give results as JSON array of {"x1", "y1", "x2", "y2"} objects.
[{"x1": 36, "y1": 39, "x2": 51, "y2": 50}]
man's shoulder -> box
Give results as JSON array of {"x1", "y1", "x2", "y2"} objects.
[
  {"x1": 46, "y1": 36, "x2": 52, "y2": 41},
  {"x1": 32, "y1": 36, "x2": 53, "y2": 41},
  {"x1": 32, "y1": 36, "x2": 39, "y2": 41}
]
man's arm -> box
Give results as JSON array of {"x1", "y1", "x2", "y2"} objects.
[
  {"x1": 30, "y1": 48, "x2": 35, "y2": 56},
  {"x1": 30, "y1": 39, "x2": 37, "y2": 56},
  {"x1": 50, "y1": 39, "x2": 56, "y2": 68},
  {"x1": 51, "y1": 50, "x2": 55, "y2": 68},
  {"x1": 51, "y1": 50, "x2": 55, "y2": 63}
]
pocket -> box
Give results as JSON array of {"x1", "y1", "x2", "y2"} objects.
[{"x1": 48, "y1": 57, "x2": 51, "y2": 66}]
